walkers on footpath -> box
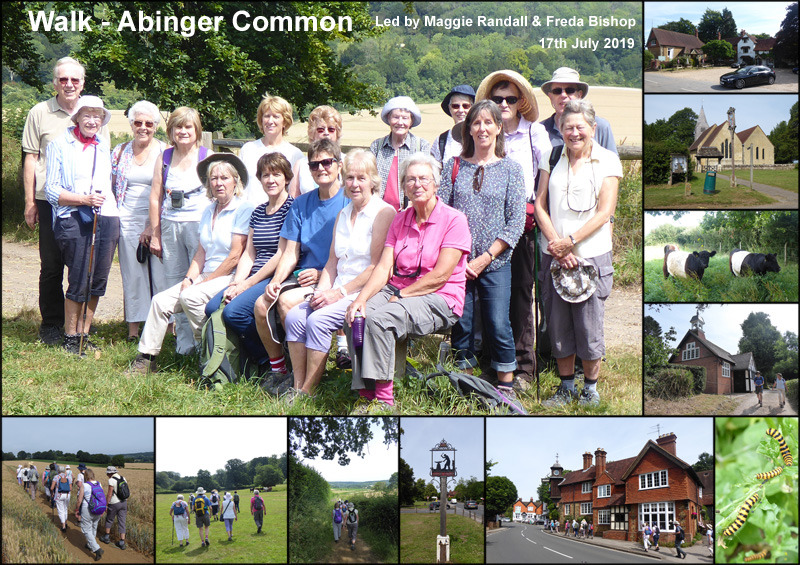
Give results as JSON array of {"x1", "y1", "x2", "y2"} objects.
[
  {"x1": 221, "y1": 492, "x2": 238, "y2": 541},
  {"x1": 194, "y1": 487, "x2": 212, "y2": 547},
  {"x1": 344, "y1": 502, "x2": 359, "y2": 551},
  {"x1": 332, "y1": 501, "x2": 344, "y2": 543},
  {"x1": 251, "y1": 489, "x2": 266, "y2": 533},
  {"x1": 100, "y1": 466, "x2": 130, "y2": 550},
  {"x1": 171, "y1": 494, "x2": 192, "y2": 548}
]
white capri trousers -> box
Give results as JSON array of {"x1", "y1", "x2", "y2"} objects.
[
  {"x1": 138, "y1": 273, "x2": 232, "y2": 356},
  {"x1": 55, "y1": 492, "x2": 69, "y2": 525},
  {"x1": 80, "y1": 504, "x2": 102, "y2": 552},
  {"x1": 160, "y1": 218, "x2": 201, "y2": 354},
  {"x1": 118, "y1": 214, "x2": 168, "y2": 323},
  {"x1": 174, "y1": 515, "x2": 191, "y2": 541}
]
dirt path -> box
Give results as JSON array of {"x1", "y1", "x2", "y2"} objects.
[
  {"x1": 328, "y1": 531, "x2": 378, "y2": 563},
  {"x1": 28, "y1": 483, "x2": 150, "y2": 563},
  {"x1": 604, "y1": 285, "x2": 642, "y2": 352},
  {"x1": 731, "y1": 389, "x2": 798, "y2": 416}
]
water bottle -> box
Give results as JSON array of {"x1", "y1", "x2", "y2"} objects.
[{"x1": 352, "y1": 312, "x2": 365, "y2": 349}]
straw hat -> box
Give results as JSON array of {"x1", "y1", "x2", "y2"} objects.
[
  {"x1": 475, "y1": 70, "x2": 539, "y2": 123},
  {"x1": 550, "y1": 259, "x2": 598, "y2": 303},
  {"x1": 541, "y1": 67, "x2": 589, "y2": 98}
]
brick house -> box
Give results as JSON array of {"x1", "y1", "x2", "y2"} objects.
[
  {"x1": 668, "y1": 315, "x2": 756, "y2": 394},
  {"x1": 646, "y1": 28, "x2": 705, "y2": 64},
  {"x1": 512, "y1": 498, "x2": 543, "y2": 522},
  {"x1": 546, "y1": 433, "x2": 712, "y2": 545},
  {"x1": 724, "y1": 30, "x2": 776, "y2": 66}
]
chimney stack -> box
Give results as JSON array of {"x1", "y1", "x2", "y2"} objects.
[
  {"x1": 583, "y1": 452, "x2": 593, "y2": 470},
  {"x1": 595, "y1": 448, "x2": 607, "y2": 477},
  {"x1": 695, "y1": 27, "x2": 698, "y2": 38},
  {"x1": 656, "y1": 433, "x2": 678, "y2": 456}
]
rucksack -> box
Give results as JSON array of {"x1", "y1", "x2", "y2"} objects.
[
  {"x1": 194, "y1": 497, "x2": 207, "y2": 517},
  {"x1": 114, "y1": 475, "x2": 131, "y2": 501},
  {"x1": 253, "y1": 497, "x2": 264, "y2": 511},
  {"x1": 414, "y1": 366, "x2": 528, "y2": 415},
  {"x1": 199, "y1": 303, "x2": 260, "y2": 390},
  {"x1": 30, "y1": 468, "x2": 38, "y2": 482},
  {"x1": 212, "y1": 494, "x2": 218, "y2": 504},
  {"x1": 58, "y1": 474, "x2": 71, "y2": 493},
  {"x1": 348, "y1": 509, "x2": 358, "y2": 524},
  {"x1": 334, "y1": 508, "x2": 343, "y2": 524},
  {"x1": 87, "y1": 481, "x2": 107, "y2": 515},
  {"x1": 173, "y1": 502, "x2": 186, "y2": 515}
]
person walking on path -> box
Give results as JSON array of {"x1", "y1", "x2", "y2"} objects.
[
  {"x1": 210, "y1": 490, "x2": 220, "y2": 521},
  {"x1": 233, "y1": 491, "x2": 240, "y2": 513},
  {"x1": 588, "y1": 522, "x2": 594, "y2": 539},
  {"x1": 332, "y1": 501, "x2": 344, "y2": 542},
  {"x1": 754, "y1": 371, "x2": 765, "y2": 407},
  {"x1": 221, "y1": 492, "x2": 238, "y2": 541},
  {"x1": 672, "y1": 521, "x2": 687, "y2": 559},
  {"x1": 773, "y1": 373, "x2": 786, "y2": 409},
  {"x1": 75, "y1": 468, "x2": 105, "y2": 561},
  {"x1": 17, "y1": 464, "x2": 24, "y2": 486},
  {"x1": 251, "y1": 489, "x2": 265, "y2": 534},
  {"x1": 652, "y1": 523, "x2": 660, "y2": 551},
  {"x1": 643, "y1": 523, "x2": 652, "y2": 551},
  {"x1": 581, "y1": 518, "x2": 587, "y2": 539},
  {"x1": 100, "y1": 466, "x2": 128, "y2": 550},
  {"x1": 28, "y1": 463, "x2": 39, "y2": 500},
  {"x1": 194, "y1": 487, "x2": 212, "y2": 547},
  {"x1": 51, "y1": 465, "x2": 71, "y2": 532},
  {"x1": 170, "y1": 494, "x2": 191, "y2": 548},
  {"x1": 344, "y1": 502, "x2": 359, "y2": 551}
]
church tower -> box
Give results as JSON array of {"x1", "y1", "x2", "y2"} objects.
[{"x1": 695, "y1": 103, "x2": 709, "y2": 140}]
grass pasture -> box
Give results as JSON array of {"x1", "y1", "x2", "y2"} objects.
[
  {"x1": 401, "y1": 513, "x2": 483, "y2": 563},
  {"x1": 2, "y1": 463, "x2": 71, "y2": 564},
  {"x1": 155, "y1": 489, "x2": 286, "y2": 563},
  {"x1": 644, "y1": 177, "x2": 776, "y2": 208},
  {"x1": 644, "y1": 255, "x2": 798, "y2": 302}
]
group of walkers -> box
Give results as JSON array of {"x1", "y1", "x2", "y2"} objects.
[
  {"x1": 332, "y1": 500, "x2": 359, "y2": 551},
  {"x1": 170, "y1": 488, "x2": 265, "y2": 547},
  {"x1": 754, "y1": 371, "x2": 787, "y2": 409},
  {"x1": 25, "y1": 55, "x2": 622, "y2": 411},
  {"x1": 561, "y1": 518, "x2": 593, "y2": 538},
  {"x1": 19, "y1": 462, "x2": 130, "y2": 561}
]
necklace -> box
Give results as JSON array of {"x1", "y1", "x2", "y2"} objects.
[{"x1": 132, "y1": 142, "x2": 151, "y2": 166}]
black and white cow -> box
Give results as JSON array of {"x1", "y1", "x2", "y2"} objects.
[
  {"x1": 664, "y1": 245, "x2": 716, "y2": 280},
  {"x1": 729, "y1": 249, "x2": 781, "y2": 276}
]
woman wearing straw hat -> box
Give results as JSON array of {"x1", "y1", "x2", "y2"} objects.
[
  {"x1": 431, "y1": 84, "x2": 475, "y2": 165},
  {"x1": 475, "y1": 70, "x2": 551, "y2": 389},
  {"x1": 370, "y1": 96, "x2": 431, "y2": 211},
  {"x1": 540, "y1": 67, "x2": 617, "y2": 154},
  {"x1": 44, "y1": 95, "x2": 120, "y2": 356},
  {"x1": 129, "y1": 153, "x2": 254, "y2": 373},
  {"x1": 534, "y1": 100, "x2": 622, "y2": 407}
]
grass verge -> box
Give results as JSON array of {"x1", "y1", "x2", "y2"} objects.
[
  {"x1": 644, "y1": 394, "x2": 741, "y2": 415},
  {"x1": 401, "y1": 513, "x2": 483, "y2": 564},
  {"x1": 644, "y1": 178, "x2": 776, "y2": 208}
]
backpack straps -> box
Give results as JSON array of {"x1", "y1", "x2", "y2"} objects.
[
  {"x1": 549, "y1": 145, "x2": 563, "y2": 172},
  {"x1": 438, "y1": 131, "x2": 448, "y2": 162},
  {"x1": 162, "y1": 145, "x2": 209, "y2": 190}
]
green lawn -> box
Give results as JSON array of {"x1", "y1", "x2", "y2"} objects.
[
  {"x1": 716, "y1": 167, "x2": 798, "y2": 193},
  {"x1": 155, "y1": 490, "x2": 286, "y2": 563},
  {"x1": 644, "y1": 256, "x2": 799, "y2": 302},
  {"x1": 644, "y1": 176, "x2": 776, "y2": 208},
  {"x1": 401, "y1": 514, "x2": 483, "y2": 564}
]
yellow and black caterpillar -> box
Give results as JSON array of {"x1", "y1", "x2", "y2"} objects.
[
  {"x1": 755, "y1": 466, "x2": 783, "y2": 480},
  {"x1": 722, "y1": 493, "x2": 759, "y2": 537},
  {"x1": 766, "y1": 428, "x2": 793, "y2": 466},
  {"x1": 743, "y1": 548, "x2": 770, "y2": 562}
]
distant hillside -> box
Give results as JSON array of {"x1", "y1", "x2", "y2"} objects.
[
  {"x1": 120, "y1": 451, "x2": 155, "y2": 462},
  {"x1": 330, "y1": 481, "x2": 385, "y2": 489}
]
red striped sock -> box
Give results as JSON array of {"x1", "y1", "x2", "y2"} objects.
[{"x1": 270, "y1": 356, "x2": 287, "y2": 374}]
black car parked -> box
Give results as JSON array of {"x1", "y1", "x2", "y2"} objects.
[{"x1": 719, "y1": 65, "x2": 776, "y2": 89}]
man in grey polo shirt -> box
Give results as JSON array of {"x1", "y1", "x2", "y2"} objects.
[{"x1": 22, "y1": 56, "x2": 108, "y2": 345}]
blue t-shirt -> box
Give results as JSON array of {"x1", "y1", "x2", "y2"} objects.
[
  {"x1": 280, "y1": 188, "x2": 349, "y2": 270},
  {"x1": 197, "y1": 495, "x2": 211, "y2": 515},
  {"x1": 754, "y1": 375, "x2": 764, "y2": 386},
  {"x1": 250, "y1": 196, "x2": 293, "y2": 276}
]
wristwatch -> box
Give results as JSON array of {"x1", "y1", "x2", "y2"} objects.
[
  {"x1": 568, "y1": 235, "x2": 576, "y2": 246},
  {"x1": 393, "y1": 287, "x2": 403, "y2": 299}
]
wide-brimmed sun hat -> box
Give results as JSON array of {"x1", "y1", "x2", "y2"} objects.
[
  {"x1": 475, "y1": 70, "x2": 539, "y2": 123},
  {"x1": 380, "y1": 96, "x2": 422, "y2": 128},
  {"x1": 550, "y1": 259, "x2": 598, "y2": 303},
  {"x1": 441, "y1": 84, "x2": 476, "y2": 116},
  {"x1": 196, "y1": 487, "x2": 206, "y2": 495},
  {"x1": 541, "y1": 67, "x2": 589, "y2": 98},
  {"x1": 197, "y1": 153, "x2": 249, "y2": 188},
  {"x1": 347, "y1": 502, "x2": 355, "y2": 511},
  {"x1": 71, "y1": 95, "x2": 112, "y2": 126}
]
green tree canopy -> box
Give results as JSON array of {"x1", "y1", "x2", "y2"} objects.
[
  {"x1": 697, "y1": 8, "x2": 737, "y2": 43},
  {"x1": 739, "y1": 312, "x2": 782, "y2": 376},
  {"x1": 702, "y1": 39, "x2": 736, "y2": 64},
  {"x1": 111, "y1": 455, "x2": 126, "y2": 468},
  {"x1": 692, "y1": 452, "x2": 714, "y2": 471},
  {"x1": 485, "y1": 475, "x2": 518, "y2": 520},
  {"x1": 290, "y1": 417, "x2": 398, "y2": 466},
  {"x1": 196, "y1": 469, "x2": 218, "y2": 492},
  {"x1": 225, "y1": 458, "x2": 249, "y2": 489},
  {"x1": 398, "y1": 457, "x2": 415, "y2": 506},
  {"x1": 254, "y1": 464, "x2": 284, "y2": 488},
  {"x1": 773, "y1": 331, "x2": 799, "y2": 381},
  {"x1": 661, "y1": 18, "x2": 697, "y2": 35},
  {"x1": 774, "y1": 2, "x2": 798, "y2": 67}
]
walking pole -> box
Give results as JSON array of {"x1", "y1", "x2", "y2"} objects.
[
  {"x1": 533, "y1": 227, "x2": 541, "y2": 402},
  {"x1": 79, "y1": 197, "x2": 100, "y2": 357}
]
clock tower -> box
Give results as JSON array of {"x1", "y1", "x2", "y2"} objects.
[{"x1": 548, "y1": 455, "x2": 565, "y2": 500}]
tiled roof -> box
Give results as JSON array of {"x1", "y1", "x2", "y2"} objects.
[
  {"x1": 650, "y1": 28, "x2": 705, "y2": 50},
  {"x1": 560, "y1": 456, "x2": 637, "y2": 486},
  {"x1": 731, "y1": 352, "x2": 754, "y2": 371},
  {"x1": 689, "y1": 124, "x2": 724, "y2": 151},
  {"x1": 670, "y1": 330, "x2": 737, "y2": 364},
  {"x1": 737, "y1": 126, "x2": 759, "y2": 144},
  {"x1": 698, "y1": 470, "x2": 715, "y2": 506},
  {"x1": 755, "y1": 37, "x2": 776, "y2": 50}
]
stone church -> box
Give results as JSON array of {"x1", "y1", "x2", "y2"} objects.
[{"x1": 688, "y1": 105, "x2": 774, "y2": 171}]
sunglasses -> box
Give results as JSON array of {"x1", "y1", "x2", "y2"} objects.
[
  {"x1": 133, "y1": 120, "x2": 155, "y2": 128},
  {"x1": 393, "y1": 243, "x2": 423, "y2": 278},
  {"x1": 308, "y1": 157, "x2": 338, "y2": 171},
  {"x1": 551, "y1": 87, "x2": 579, "y2": 96},
  {"x1": 58, "y1": 77, "x2": 82, "y2": 85},
  {"x1": 473, "y1": 165, "x2": 485, "y2": 193},
  {"x1": 315, "y1": 126, "x2": 337, "y2": 134},
  {"x1": 490, "y1": 95, "x2": 519, "y2": 106},
  {"x1": 450, "y1": 103, "x2": 472, "y2": 110}
]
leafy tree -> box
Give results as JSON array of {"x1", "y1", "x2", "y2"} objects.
[
  {"x1": 738, "y1": 312, "x2": 782, "y2": 376},
  {"x1": 667, "y1": 108, "x2": 699, "y2": 147},
  {"x1": 423, "y1": 482, "x2": 438, "y2": 501},
  {"x1": 255, "y1": 464, "x2": 283, "y2": 488},
  {"x1": 413, "y1": 478, "x2": 426, "y2": 501},
  {"x1": 156, "y1": 472, "x2": 174, "y2": 489},
  {"x1": 290, "y1": 417, "x2": 398, "y2": 466},
  {"x1": 2, "y1": 2, "x2": 66, "y2": 90},
  {"x1": 644, "y1": 315, "x2": 678, "y2": 378},
  {"x1": 485, "y1": 476, "x2": 518, "y2": 521},
  {"x1": 225, "y1": 458, "x2": 249, "y2": 489},
  {"x1": 774, "y1": 2, "x2": 799, "y2": 67},
  {"x1": 172, "y1": 479, "x2": 194, "y2": 492},
  {"x1": 398, "y1": 457, "x2": 415, "y2": 506},
  {"x1": 111, "y1": 455, "x2": 126, "y2": 468},
  {"x1": 769, "y1": 102, "x2": 798, "y2": 164},
  {"x1": 661, "y1": 18, "x2": 697, "y2": 35},
  {"x1": 387, "y1": 472, "x2": 398, "y2": 491},
  {"x1": 692, "y1": 452, "x2": 714, "y2": 471},
  {"x1": 213, "y1": 469, "x2": 227, "y2": 488},
  {"x1": 702, "y1": 39, "x2": 736, "y2": 64},
  {"x1": 697, "y1": 8, "x2": 737, "y2": 43},
  {"x1": 17, "y1": 450, "x2": 28, "y2": 460},
  {"x1": 773, "y1": 331, "x2": 799, "y2": 381},
  {"x1": 196, "y1": 469, "x2": 218, "y2": 492}
]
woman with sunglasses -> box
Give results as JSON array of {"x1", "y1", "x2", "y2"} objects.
[
  {"x1": 534, "y1": 99, "x2": 622, "y2": 407},
  {"x1": 431, "y1": 85, "x2": 475, "y2": 165},
  {"x1": 282, "y1": 150, "x2": 395, "y2": 403},
  {"x1": 289, "y1": 105, "x2": 343, "y2": 196},
  {"x1": 254, "y1": 139, "x2": 349, "y2": 399},
  {"x1": 540, "y1": 67, "x2": 617, "y2": 154},
  {"x1": 112, "y1": 100, "x2": 168, "y2": 341},
  {"x1": 439, "y1": 100, "x2": 525, "y2": 401},
  {"x1": 344, "y1": 153, "x2": 471, "y2": 413}
]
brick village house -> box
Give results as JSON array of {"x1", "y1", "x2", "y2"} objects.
[
  {"x1": 512, "y1": 498, "x2": 544, "y2": 523},
  {"x1": 546, "y1": 433, "x2": 713, "y2": 545}
]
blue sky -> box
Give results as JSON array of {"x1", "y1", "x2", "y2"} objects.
[
  {"x1": 157, "y1": 417, "x2": 286, "y2": 477},
  {"x1": 2, "y1": 417, "x2": 153, "y2": 454},
  {"x1": 400, "y1": 418, "x2": 484, "y2": 492},
  {"x1": 644, "y1": 2, "x2": 793, "y2": 39},
  {"x1": 645, "y1": 94, "x2": 797, "y2": 137},
  {"x1": 486, "y1": 418, "x2": 713, "y2": 502},
  {"x1": 645, "y1": 303, "x2": 798, "y2": 354}
]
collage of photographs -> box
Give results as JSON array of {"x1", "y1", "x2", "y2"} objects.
[{"x1": 0, "y1": 1, "x2": 797, "y2": 564}]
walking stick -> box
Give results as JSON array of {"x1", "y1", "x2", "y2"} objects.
[
  {"x1": 533, "y1": 227, "x2": 541, "y2": 402},
  {"x1": 79, "y1": 198, "x2": 100, "y2": 357}
]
